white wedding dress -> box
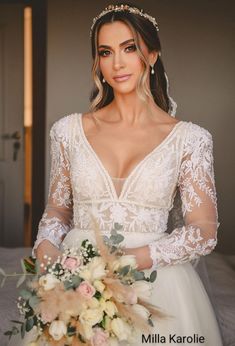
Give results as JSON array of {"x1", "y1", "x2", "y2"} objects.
[{"x1": 10, "y1": 112, "x2": 223, "y2": 345}]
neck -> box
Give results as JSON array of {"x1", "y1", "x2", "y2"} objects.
[{"x1": 108, "y1": 92, "x2": 160, "y2": 126}]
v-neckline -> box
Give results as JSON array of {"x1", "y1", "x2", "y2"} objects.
[{"x1": 78, "y1": 112, "x2": 184, "y2": 200}]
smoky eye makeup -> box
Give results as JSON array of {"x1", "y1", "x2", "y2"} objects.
[
  {"x1": 98, "y1": 44, "x2": 137, "y2": 57},
  {"x1": 98, "y1": 50, "x2": 110, "y2": 57}
]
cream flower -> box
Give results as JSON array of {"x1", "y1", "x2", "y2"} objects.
[
  {"x1": 86, "y1": 297, "x2": 100, "y2": 309},
  {"x1": 38, "y1": 274, "x2": 60, "y2": 291},
  {"x1": 80, "y1": 257, "x2": 106, "y2": 282},
  {"x1": 111, "y1": 255, "x2": 137, "y2": 271},
  {"x1": 131, "y1": 280, "x2": 153, "y2": 300},
  {"x1": 104, "y1": 301, "x2": 118, "y2": 318},
  {"x1": 79, "y1": 308, "x2": 104, "y2": 326},
  {"x1": 103, "y1": 288, "x2": 113, "y2": 300},
  {"x1": 93, "y1": 280, "x2": 105, "y2": 293},
  {"x1": 110, "y1": 318, "x2": 132, "y2": 341},
  {"x1": 48, "y1": 320, "x2": 67, "y2": 341},
  {"x1": 131, "y1": 304, "x2": 150, "y2": 320},
  {"x1": 82, "y1": 323, "x2": 94, "y2": 339},
  {"x1": 108, "y1": 337, "x2": 119, "y2": 346}
]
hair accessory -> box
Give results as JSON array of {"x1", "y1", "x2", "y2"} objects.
[{"x1": 90, "y1": 4, "x2": 159, "y2": 37}]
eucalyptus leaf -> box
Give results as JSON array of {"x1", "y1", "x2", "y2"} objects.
[
  {"x1": 16, "y1": 274, "x2": 26, "y2": 288},
  {"x1": 133, "y1": 271, "x2": 145, "y2": 281},
  {"x1": 149, "y1": 270, "x2": 157, "y2": 283},
  {"x1": 29, "y1": 295, "x2": 40, "y2": 309},
  {"x1": 112, "y1": 234, "x2": 124, "y2": 244},
  {"x1": 0, "y1": 268, "x2": 6, "y2": 276},
  {"x1": 19, "y1": 289, "x2": 32, "y2": 300},
  {"x1": 114, "y1": 223, "x2": 123, "y2": 230},
  {"x1": 119, "y1": 265, "x2": 130, "y2": 276},
  {"x1": 21, "y1": 259, "x2": 27, "y2": 274},
  {"x1": 64, "y1": 280, "x2": 74, "y2": 290},
  {"x1": 25, "y1": 318, "x2": 34, "y2": 332},
  {"x1": 71, "y1": 275, "x2": 81, "y2": 288},
  {"x1": 148, "y1": 318, "x2": 154, "y2": 327}
]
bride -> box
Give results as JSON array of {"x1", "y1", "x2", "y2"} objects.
[{"x1": 14, "y1": 3, "x2": 223, "y2": 346}]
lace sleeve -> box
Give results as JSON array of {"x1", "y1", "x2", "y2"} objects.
[
  {"x1": 32, "y1": 118, "x2": 73, "y2": 257},
  {"x1": 148, "y1": 124, "x2": 220, "y2": 269}
]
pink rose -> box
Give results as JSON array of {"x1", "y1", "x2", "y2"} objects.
[
  {"x1": 41, "y1": 309, "x2": 57, "y2": 323},
  {"x1": 61, "y1": 256, "x2": 81, "y2": 271},
  {"x1": 77, "y1": 281, "x2": 96, "y2": 299},
  {"x1": 91, "y1": 327, "x2": 109, "y2": 346}
]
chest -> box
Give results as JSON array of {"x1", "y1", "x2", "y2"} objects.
[
  {"x1": 79, "y1": 118, "x2": 181, "y2": 179},
  {"x1": 69, "y1": 115, "x2": 187, "y2": 206}
]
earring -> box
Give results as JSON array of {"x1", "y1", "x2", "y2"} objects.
[
  {"x1": 151, "y1": 65, "x2": 155, "y2": 75},
  {"x1": 102, "y1": 77, "x2": 106, "y2": 83}
]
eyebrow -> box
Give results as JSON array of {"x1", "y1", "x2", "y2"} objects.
[{"x1": 98, "y1": 38, "x2": 135, "y2": 49}]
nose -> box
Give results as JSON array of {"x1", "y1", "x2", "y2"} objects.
[{"x1": 113, "y1": 51, "x2": 125, "y2": 70}]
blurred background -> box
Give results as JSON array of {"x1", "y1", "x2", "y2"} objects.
[{"x1": 0, "y1": 0, "x2": 234, "y2": 253}]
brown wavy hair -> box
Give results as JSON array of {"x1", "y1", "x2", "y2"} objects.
[{"x1": 89, "y1": 2, "x2": 171, "y2": 113}]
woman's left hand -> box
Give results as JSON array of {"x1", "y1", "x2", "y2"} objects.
[{"x1": 123, "y1": 245, "x2": 153, "y2": 270}]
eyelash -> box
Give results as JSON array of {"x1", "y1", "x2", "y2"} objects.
[{"x1": 98, "y1": 44, "x2": 137, "y2": 57}]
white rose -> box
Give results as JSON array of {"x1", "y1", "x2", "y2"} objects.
[
  {"x1": 86, "y1": 297, "x2": 100, "y2": 309},
  {"x1": 111, "y1": 255, "x2": 137, "y2": 271},
  {"x1": 108, "y1": 337, "x2": 119, "y2": 346},
  {"x1": 104, "y1": 315, "x2": 112, "y2": 332},
  {"x1": 110, "y1": 318, "x2": 132, "y2": 341},
  {"x1": 82, "y1": 323, "x2": 94, "y2": 339},
  {"x1": 103, "y1": 288, "x2": 113, "y2": 300},
  {"x1": 48, "y1": 320, "x2": 67, "y2": 341},
  {"x1": 79, "y1": 269, "x2": 91, "y2": 282},
  {"x1": 103, "y1": 301, "x2": 118, "y2": 318},
  {"x1": 80, "y1": 257, "x2": 106, "y2": 283},
  {"x1": 89, "y1": 257, "x2": 107, "y2": 281},
  {"x1": 93, "y1": 280, "x2": 105, "y2": 293},
  {"x1": 131, "y1": 304, "x2": 150, "y2": 320},
  {"x1": 79, "y1": 308, "x2": 103, "y2": 326},
  {"x1": 131, "y1": 280, "x2": 153, "y2": 300},
  {"x1": 39, "y1": 274, "x2": 60, "y2": 291}
]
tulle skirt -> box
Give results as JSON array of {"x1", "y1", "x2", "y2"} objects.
[{"x1": 8, "y1": 229, "x2": 223, "y2": 346}]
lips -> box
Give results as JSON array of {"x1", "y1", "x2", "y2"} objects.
[{"x1": 113, "y1": 74, "x2": 132, "y2": 82}]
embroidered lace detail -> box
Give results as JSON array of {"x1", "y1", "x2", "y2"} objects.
[
  {"x1": 148, "y1": 124, "x2": 219, "y2": 269},
  {"x1": 32, "y1": 115, "x2": 74, "y2": 256},
  {"x1": 33, "y1": 113, "x2": 220, "y2": 269}
]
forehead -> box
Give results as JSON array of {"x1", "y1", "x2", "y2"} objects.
[{"x1": 98, "y1": 20, "x2": 135, "y2": 44}]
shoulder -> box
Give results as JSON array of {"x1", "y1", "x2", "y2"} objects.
[
  {"x1": 50, "y1": 112, "x2": 80, "y2": 140},
  {"x1": 182, "y1": 121, "x2": 213, "y2": 148}
]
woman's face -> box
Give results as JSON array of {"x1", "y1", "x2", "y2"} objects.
[{"x1": 97, "y1": 20, "x2": 156, "y2": 95}]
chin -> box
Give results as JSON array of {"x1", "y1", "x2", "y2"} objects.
[{"x1": 111, "y1": 84, "x2": 137, "y2": 94}]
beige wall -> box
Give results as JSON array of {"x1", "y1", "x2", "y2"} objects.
[{"x1": 46, "y1": 0, "x2": 235, "y2": 254}]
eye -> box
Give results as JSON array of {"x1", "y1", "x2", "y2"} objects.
[
  {"x1": 98, "y1": 50, "x2": 110, "y2": 57},
  {"x1": 125, "y1": 44, "x2": 136, "y2": 52}
]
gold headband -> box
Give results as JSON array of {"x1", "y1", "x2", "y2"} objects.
[{"x1": 90, "y1": 4, "x2": 159, "y2": 37}]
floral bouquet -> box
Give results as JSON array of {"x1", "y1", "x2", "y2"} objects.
[{"x1": 4, "y1": 220, "x2": 166, "y2": 346}]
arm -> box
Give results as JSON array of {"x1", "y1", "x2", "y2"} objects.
[
  {"x1": 32, "y1": 118, "x2": 73, "y2": 263},
  {"x1": 125, "y1": 125, "x2": 220, "y2": 270}
]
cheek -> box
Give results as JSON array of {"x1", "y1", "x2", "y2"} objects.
[{"x1": 99, "y1": 58, "x2": 111, "y2": 73}]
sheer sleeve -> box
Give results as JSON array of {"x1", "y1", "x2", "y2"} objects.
[
  {"x1": 32, "y1": 118, "x2": 73, "y2": 257},
  {"x1": 148, "y1": 124, "x2": 220, "y2": 269}
]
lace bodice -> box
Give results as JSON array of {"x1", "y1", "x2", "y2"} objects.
[{"x1": 32, "y1": 113, "x2": 220, "y2": 269}]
